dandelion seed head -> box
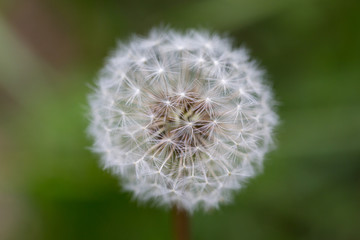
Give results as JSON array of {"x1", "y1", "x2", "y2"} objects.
[{"x1": 88, "y1": 28, "x2": 278, "y2": 212}]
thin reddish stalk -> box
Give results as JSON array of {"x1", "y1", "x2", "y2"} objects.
[{"x1": 172, "y1": 207, "x2": 190, "y2": 240}]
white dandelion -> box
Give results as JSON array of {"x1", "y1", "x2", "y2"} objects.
[{"x1": 88, "y1": 28, "x2": 278, "y2": 212}]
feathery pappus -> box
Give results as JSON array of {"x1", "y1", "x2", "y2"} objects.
[{"x1": 88, "y1": 28, "x2": 278, "y2": 212}]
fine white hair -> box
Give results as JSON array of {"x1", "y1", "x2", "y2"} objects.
[{"x1": 88, "y1": 28, "x2": 278, "y2": 212}]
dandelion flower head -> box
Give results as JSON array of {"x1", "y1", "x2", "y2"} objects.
[{"x1": 88, "y1": 28, "x2": 278, "y2": 212}]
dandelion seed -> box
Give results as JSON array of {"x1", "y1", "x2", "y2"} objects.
[{"x1": 88, "y1": 28, "x2": 278, "y2": 212}]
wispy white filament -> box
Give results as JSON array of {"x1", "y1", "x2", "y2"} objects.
[{"x1": 88, "y1": 28, "x2": 278, "y2": 212}]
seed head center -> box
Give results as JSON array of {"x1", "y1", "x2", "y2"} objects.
[{"x1": 148, "y1": 90, "x2": 212, "y2": 154}]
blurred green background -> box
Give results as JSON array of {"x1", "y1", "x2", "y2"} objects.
[{"x1": 0, "y1": 0, "x2": 359, "y2": 239}]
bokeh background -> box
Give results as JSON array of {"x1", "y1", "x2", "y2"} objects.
[{"x1": 0, "y1": 0, "x2": 359, "y2": 239}]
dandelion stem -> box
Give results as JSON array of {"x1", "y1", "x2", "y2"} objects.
[{"x1": 172, "y1": 207, "x2": 190, "y2": 240}]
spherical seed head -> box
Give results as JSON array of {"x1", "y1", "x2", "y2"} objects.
[{"x1": 88, "y1": 28, "x2": 278, "y2": 212}]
